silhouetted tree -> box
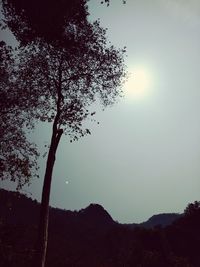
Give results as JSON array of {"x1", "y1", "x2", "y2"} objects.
[
  {"x1": 1, "y1": 0, "x2": 126, "y2": 46},
  {"x1": 2, "y1": 19, "x2": 126, "y2": 267},
  {"x1": 101, "y1": 0, "x2": 126, "y2": 6},
  {"x1": 0, "y1": 41, "x2": 39, "y2": 189},
  {"x1": 0, "y1": 1, "x2": 89, "y2": 187},
  {"x1": 1, "y1": 0, "x2": 88, "y2": 46},
  {"x1": 1, "y1": 2, "x2": 126, "y2": 266},
  {"x1": 0, "y1": 1, "x2": 126, "y2": 191},
  {"x1": 184, "y1": 201, "x2": 200, "y2": 217}
]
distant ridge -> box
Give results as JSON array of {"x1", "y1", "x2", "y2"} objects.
[
  {"x1": 0, "y1": 189, "x2": 199, "y2": 267},
  {"x1": 0, "y1": 188, "x2": 181, "y2": 228},
  {"x1": 140, "y1": 213, "x2": 182, "y2": 228}
]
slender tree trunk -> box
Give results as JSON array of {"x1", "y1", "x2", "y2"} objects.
[
  {"x1": 34, "y1": 59, "x2": 64, "y2": 267},
  {"x1": 35, "y1": 125, "x2": 63, "y2": 267}
]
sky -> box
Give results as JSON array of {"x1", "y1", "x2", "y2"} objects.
[{"x1": 1, "y1": 0, "x2": 200, "y2": 223}]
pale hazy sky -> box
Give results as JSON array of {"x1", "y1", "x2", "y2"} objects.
[{"x1": 1, "y1": 0, "x2": 200, "y2": 223}]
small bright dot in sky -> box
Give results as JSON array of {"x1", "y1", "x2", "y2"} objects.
[
  {"x1": 124, "y1": 66, "x2": 153, "y2": 100},
  {"x1": 65, "y1": 181, "x2": 69, "y2": 185}
]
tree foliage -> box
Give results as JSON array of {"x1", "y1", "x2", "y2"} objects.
[
  {"x1": 1, "y1": 2, "x2": 126, "y2": 266},
  {"x1": 0, "y1": 1, "x2": 126, "y2": 189},
  {"x1": 101, "y1": 0, "x2": 126, "y2": 6},
  {"x1": 184, "y1": 201, "x2": 200, "y2": 217},
  {"x1": 1, "y1": 0, "x2": 88, "y2": 45},
  {"x1": 15, "y1": 20, "x2": 126, "y2": 138},
  {"x1": 1, "y1": 0, "x2": 127, "y2": 46},
  {"x1": 0, "y1": 41, "x2": 39, "y2": 189}
]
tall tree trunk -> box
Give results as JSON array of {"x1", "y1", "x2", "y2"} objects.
[
  {"x1": 35, "y1": 125, "x2": 63, "y2": 267},
  {"x1": 35, "y1": 59, "x2": 64, "y2": 267}
]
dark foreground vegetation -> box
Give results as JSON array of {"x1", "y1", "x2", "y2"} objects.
[{"x1": 0, "y1": 189, "x2": 199, "y2": 267}]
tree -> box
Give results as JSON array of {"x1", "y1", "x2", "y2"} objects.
[
  {"x1": 1, "y1": 1, "x2": 89, "y2": 187},
  {"x1": 1, "y1": 0, "x2": 126, "y2": 46},
  {"x1": 101, "y1": 0, "x2": 126, "y2": 6},
  {"x1": 1, "y1": 2, "x2": 127, "y2": 266},
  {"x1": 0, "y1": 41, "x2": 39, "y2": 189},
  {"x1": 3, "y1": 19, "x2": 126, "y2": 267},
  {"x1": 1, "y1": 0, "x2": 88, "y2": 45},
  {"x1": 184, "y1": 201, "x2": 200, "y2": 217}
]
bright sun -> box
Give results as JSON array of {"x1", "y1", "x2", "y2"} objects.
[{"x1": 124, "y1": 67, "x2": 153, "y2": 100}]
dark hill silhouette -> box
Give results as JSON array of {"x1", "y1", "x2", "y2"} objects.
[
  {"x1": 140, "y1": 213, "x2": 182, "y2": 228},
  {"x1": 0, "y1": 189, "x2": 199, "y2": 267},
  {"x1": 0, "y1": 189, "x2": 180, "y2": 228},
  {"x1": 79, "y1": 203, "x2": 114, "y2": 226},
  {"x1": 123, "y1": 213, "x2": 182, "y2": 230}
]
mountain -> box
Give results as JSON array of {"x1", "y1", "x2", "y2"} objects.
[
  {"x1": 1, "y1": 189, "x2": 199, "y2": 267},
  {"x1": 0, "y1": 189, "x2": 116, "y2": 232},
  {"x1": 140, "y1": 213, "x2": 182, "y2": 228},
  {"x1": 79, "y1": 203, "x2": 114, "y2": 226},
  {"x1": 0, "y1": 189, "x2": 180, "y2": 228},
  {"x1": 123, "y1": 213, "x2": 182, "y2": 230}
]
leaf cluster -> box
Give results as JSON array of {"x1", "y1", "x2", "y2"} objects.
[
  {"x1": 0, "y1": 1, "x2": 127, "y2": 187},
  {"x1": 101, "y1": 0, "x2": 126, "y2": 6},
  {"x1": 0, "y1": 42, "x2": 39, "y2": 189},
  {"x1": 14, "y1": 19, "x2": 126, "y2": 139},
  {"x1": 1, "y1": 0, "x2": 89, "y2": 45}
]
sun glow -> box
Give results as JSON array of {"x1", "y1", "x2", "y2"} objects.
[{"x1": 124, "y1": 67, "x2": 153, "y2": 100}]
